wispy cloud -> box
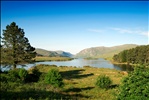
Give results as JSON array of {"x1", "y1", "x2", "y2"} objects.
[
  {"x1": 110, "y1": 27, "x2": 148, "y2": 37},
  {"x1": 87, "y1": 29, "x2": 105, "y2": 33},
  {"x1": 140, "y1": 31, "x2": 149, "y2": 36}
]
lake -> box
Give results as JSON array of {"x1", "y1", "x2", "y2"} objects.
[{"x1": 1, "y1": 58, "x2": 133, "y2": 71}]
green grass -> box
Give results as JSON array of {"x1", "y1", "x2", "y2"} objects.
[
  {"x1": 0, "y1": 65, "x2": 128, "y2": 100},
  {"x1": 35, "y1": 56, "x2": 73, "y2": 62}
]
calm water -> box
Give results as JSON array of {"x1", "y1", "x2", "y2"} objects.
[{"x1": 1, "y1": 58, "x2": 133, "y2": 71}]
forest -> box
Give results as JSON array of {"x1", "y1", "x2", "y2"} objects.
[{"x1": 113, "y1": 45, "x2": 149, "y2": 66}]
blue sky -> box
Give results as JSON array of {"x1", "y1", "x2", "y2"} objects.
[{"x1": 1, "y1": 1, "x2": 149, "y2": 54}]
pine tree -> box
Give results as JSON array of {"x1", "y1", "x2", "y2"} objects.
[{"x1": 1, "y1": 22, "x2": 36, "y2": 69}]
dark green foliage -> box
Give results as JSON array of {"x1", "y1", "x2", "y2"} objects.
[
  {"x1": 117, "y1": 66, "x2": 149, "y2": 100},
  {"x1": 0, "y1": 73, "x2": 16, "y2": 83},
  {"x1": 26, "y1": 67, "x2": 41, "y2": 82},
  {"x1": 0, "y1": 69, "x2": 22, "y2": 83},
  {"x1": 31, "y1": 67, "x2": 41, "y2": 77},
  {"x1": 26, "y1": 74, "x2": 39, "y2": 82},
  {"x1": 45, "y1": 68, "x2": 63, "y2": 87},
  {"x1": 113, "y1": 45, "x2": 149, "y2": 65},
  {"x1": 1, "y1": 22, "x2": 36, "y2": 69},
  {"x1": 1, "y1": 69, "x2": 28, "y2": 83},
  {"x1": 0, "y1": 87, "x2": 76, "y2": 100},
  {"x1": 0, "y1": 69, "x2": 2, "y2": 73},
  {"x1": 95, "y1": 75, "x2": 112, "y2": 89},
  {"x1": 0, "y1": 68, "x2": 42, "y2": 83},
  {"x1": 39, "y1": 73, "x2": 46, "y2": 81},
  {"x1": 8, "y1": 69, "x2": 21, "y2": 82},
  {"x1": 18, "y1": 68, "x2": 28, "y2": 82}
]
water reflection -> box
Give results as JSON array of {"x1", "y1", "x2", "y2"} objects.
[
  {"x1": 113, "y1": 64, "x2": 134, "y2": 71},
  {"x1": 1, "y1": 58, "x2": 134, "y2": 71}
]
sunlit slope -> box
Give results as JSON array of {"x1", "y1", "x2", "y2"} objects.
[
  {"x1": 35, "y1": 48, "x2": 73, "y2": 57},
  {"x1": 75, "y1": 44, "x2": 138, "y2": 58}
]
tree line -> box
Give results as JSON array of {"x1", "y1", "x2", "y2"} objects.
[{"x1": 113, "y1": 45, "x2": 149, "y2": 65}]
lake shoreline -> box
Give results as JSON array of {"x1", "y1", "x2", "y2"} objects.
[
  {"x1": 35, "y1": 56, "x2": 74, "y2": 62},
  {"x1": 1, "y1": 58, "x2": 134, "y2": 71},
  {"x1": 108, "y1": 59, "x2": 140, "y2": 67}
]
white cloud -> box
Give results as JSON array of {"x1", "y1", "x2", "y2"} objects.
[
  {"x1": 110, "y1": 28, "x2": 132, "y2": 33},
  {"x1": 110, "y1": 27, "x2": 148, "y2": 37},
  {"x1": 139, "y1": 31, "x2": 148, "y2": 36},
  {"x1": 87, "y1": 29, "x2": 105, "y2": 33}
]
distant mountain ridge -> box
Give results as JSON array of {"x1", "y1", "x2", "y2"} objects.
[
  {"x1": 75, "y1": 44, "x2": 138, "y2": 58},
  {"x1": 56, "y1": 50, "x2": 73, "y2": 57},
  {"x1": 35, "y1": 48, "x2": 73, "y2": 57}
]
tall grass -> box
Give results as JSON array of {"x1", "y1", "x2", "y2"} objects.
[{"x1": 0, "y1": 65, "x2": 127, "y2": 100}]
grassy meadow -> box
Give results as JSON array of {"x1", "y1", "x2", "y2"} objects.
[
  {"x1": 1, "y1": 64, "x2": 128, "y2": 100},
  {"x1": 35, "y1": 56, "x2": 74, "y2": 62}
]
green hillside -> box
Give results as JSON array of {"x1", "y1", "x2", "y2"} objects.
[
  {"x1": 35, "y1": 48, "x2": 73, "y2": 57},
  {"x1": 75, "y1": 44, "x2": 138, "y2": 58},
  {"x1": 35, "y1": 48, "x2": 53, "y2": 56}
]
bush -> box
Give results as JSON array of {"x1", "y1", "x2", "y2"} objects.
[
  {"x1": 8, "y1": 69, "x2": 20, "y2": 77},
  {"x1": 95, "y1": 75, "x2": 112, "y2": 89},
  {"x1": 7, "y1": 69, "x2": 21, "y2": 82},
  {"x1": 117, "y1": 66, "x2": 149, "y2": 100},
  {"x1": 0, "y1": 74, "x2": 9, "y2": 83},
  {"x1": 26, "y1": 67, "x2": 41, "y2": 82},
  {"x1": 18, "y1": 68, "x2": 28, "y2": 82},
  {"x1": 39, "y1": 73, "x2": 46, "y2": 82},
  {"x1": 4, "y1": 68, "x2": 28, "y2": 83},
  {"x1": 45, "y1": 68, "x2": 63, "y2": 87},
  {"x1": 31, "y1": 67, "x2": 41, "y2": 77}
]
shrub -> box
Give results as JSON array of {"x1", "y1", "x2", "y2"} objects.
[
  {"x1": 0, "y1": 74, "x2": 9, "y2": 82},
  {"x1": 18, "y1": 68, "x2": 28, "y2": 82},
  {"x1": 7, "y1": 69, "x2": 21, "y2": 82},
  {"x1": 95, "y1": 75, "x2": 112, "y2": 89},
  {"x1": 45, "y1": 68, "x2": 63, "y2": 87},
  {"x1": 31, "y1": 67, "x2": 41, "y2": 77},
  {"x1": 26, "y1": 67, "x2": 41, "y2": 82},
  {"x1": 8, "y1": 69, "x2": 19, "y2": 77},
  {"x1": 39, "y1": 73, "x2": 46, "y2": 82},
  {"x1": 117, "y1": 66, "x2": 149, "y2": 100}
]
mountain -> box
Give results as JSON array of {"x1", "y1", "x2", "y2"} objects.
[
  {"x1": 35, "y1": 48, "x2": 52, "y2": 56},
  {"x1": 35, "y1": 48, "x2": 73, "y2": 57},
  {"x1": 56, "y1": 50, "x2": 74, "y2": 57},
  {"x1": 75, "y1": 44, "x2": 138, "y2": 58}
]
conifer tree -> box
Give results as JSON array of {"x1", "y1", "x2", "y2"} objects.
[{"x1": 1, "y1": 22, "x2": 36, "y2": 69}]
